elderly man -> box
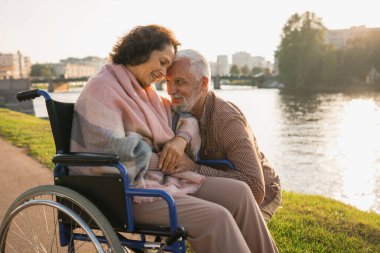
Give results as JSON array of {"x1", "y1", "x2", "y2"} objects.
[{"x1": 163, "y1": 49, "x2": 282, "y2": 223}]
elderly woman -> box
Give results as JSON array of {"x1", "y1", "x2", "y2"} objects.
[{"x1": 70, "y1": 25, "x2": 278, "y2": 253}]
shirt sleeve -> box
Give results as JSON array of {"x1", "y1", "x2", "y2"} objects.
[{"x1": 198, "y1": 114, "x2": 266, "y2": 204}]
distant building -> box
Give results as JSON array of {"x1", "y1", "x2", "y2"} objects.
[
  {"x1": 54, "y1": 56, "x2": 108, "y2": 78},
  {"x1": 216, "y1": 55, "x2": 229, "y2": 75},
  {"x1": 325, "y1": 25, "x2": 380, "y2": 49},
  {"x1": 209, "y1": 61, "x2": 217, "y2": 76},
  {"x1": 231, "y1": 52, "x2": 273, "y2": 72},
  {"x1": 0, "y1": 51, "x2": 31, "y2": 79},
  {"x1": 251, "y1": 56, "x2": 266, "y2": 69},
  {"x1": 232, "y1": 52, "x2": 252, "y2": 69},
  {"x1": 367, "y1": 67, "x2": 380, "y2": 83}
]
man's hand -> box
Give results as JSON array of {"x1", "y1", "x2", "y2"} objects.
[
  {"x1": 162, "y1": 154, "x2": 197, "y2": 174},
  {"x1": 159, "y1": 136, "x2": 188, "y2": 171}
]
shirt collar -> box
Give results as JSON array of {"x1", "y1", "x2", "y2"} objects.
[{"x1": 200, "y1": 91, "x2": 215, "y2": 129}]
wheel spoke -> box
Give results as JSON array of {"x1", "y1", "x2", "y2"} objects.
[{"x1": 0, "y1": 185, "x2": 122, "y2": 252}]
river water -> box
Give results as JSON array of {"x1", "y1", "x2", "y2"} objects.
[{"x1": 33, "y1": 86, "x2": 380, "y2": 214}]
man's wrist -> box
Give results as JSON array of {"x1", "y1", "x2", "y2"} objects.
[{"x1": 176, "y1": 131, "x2": 192, "y2": 143}]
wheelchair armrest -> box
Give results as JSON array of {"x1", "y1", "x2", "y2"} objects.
[
  {"x1": 196, "y1": 159, "x2": 236, "y2": 170},
  {"x1": 126, "y1": 188, "x2": 180, "y2": 232},
  {"x1": 52, "y1": 152, "x2": 120, "y2": 166}
]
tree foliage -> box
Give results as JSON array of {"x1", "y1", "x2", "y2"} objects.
[
  {"x1": 335, "y1": 32, "x2": 380, "y2": 84},
  {"x1": 276, "y1": 12, "x2": 380, "y2": 89},
  {"x1": 31, "y1": 64, "x2": 57, "y2": 78},
  {"x1": 240, "y1": 65, "x2": 250, "y2": 75},
  {"x1": 275, "y1": 12, "x2": 326, "y2": 88},
  {"x1": 251, "y1": 67, "x2": 263, "y2": 75},
  {"x1": 230, "y1": 64, "x2": 240, "y2": 75}
]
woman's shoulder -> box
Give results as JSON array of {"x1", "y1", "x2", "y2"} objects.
[{"x1": 83, "y1": 65, "x2": 122, "y2": 93}]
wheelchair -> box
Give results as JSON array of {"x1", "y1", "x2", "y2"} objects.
[{"x1": 0, "y1": 89, "x2": 235, "y2": 253}]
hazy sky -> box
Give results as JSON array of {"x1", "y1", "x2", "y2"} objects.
[{"x1": 1, "y1": 0, "x2": 378, "y2": 64}]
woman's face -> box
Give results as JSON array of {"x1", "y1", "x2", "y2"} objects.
[{"x1": 128, "y1": 44, "x2": 175, "y2": 87}]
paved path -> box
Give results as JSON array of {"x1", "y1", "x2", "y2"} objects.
[{"x1": 0, "y1": 137, "x2": 52, "y2": 223}]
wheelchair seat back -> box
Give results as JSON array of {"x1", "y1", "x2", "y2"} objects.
[
  {"x1": 46, "y1": 99, "x2": 129, "y2": 229},
  {"x1": 45, "y1": 99, "x2": 74, "y2": 153}
]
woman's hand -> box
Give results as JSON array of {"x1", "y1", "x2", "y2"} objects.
[
  {"x1": 163, "y1": 155, "x2": 198, "y2": 174},
  {"x1": 159, "y1": 136, "x2": 188, "y2": 172}
]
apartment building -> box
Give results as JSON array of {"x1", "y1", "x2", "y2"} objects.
[
  {"x1": 54, "y1": 56, "x2": 108, "y2": 78},
  {"x1": 325, "y1": 25, "x2": 380, "y2": 49},
  {"x1": 0, "y1": 51, "x2": 31, "y2": 79},
  {"x1": 216, "y1": 55, "x2": 229, "y2": 75},
  {"x1": 232, "y1": 51, "x2": 252, "y2": 69},
  {"x1": 232, "y1": 52, "x2": 272, "y2": 72}
]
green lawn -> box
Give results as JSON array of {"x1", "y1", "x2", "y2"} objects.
[{"x1": 1, "y1": 108, "x2": 379, "y2": 252}]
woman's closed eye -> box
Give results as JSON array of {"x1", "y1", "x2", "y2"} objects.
[{"x1": 160, "y1": 58, "x2": 171, "y2": 68}]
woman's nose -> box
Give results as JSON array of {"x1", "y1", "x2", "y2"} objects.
[{"x1": 161, "y1": 67, "x2": 167, "y2": 77}]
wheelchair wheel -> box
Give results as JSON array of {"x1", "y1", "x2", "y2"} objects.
[{"x1": 0, "y1": 185, "x2": 124, "y2": 252}]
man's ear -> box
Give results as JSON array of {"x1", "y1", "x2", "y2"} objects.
[{"x1": 201, "y1": 76, "x2": 209, "y2": 91}]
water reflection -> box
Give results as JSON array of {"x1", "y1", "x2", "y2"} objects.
[
  {"x1": 334, "y1": 99, "x2": 380, "y2": 211},
  {"x1": 277, "y1": 91, "x2": 380, "y2": 213}
]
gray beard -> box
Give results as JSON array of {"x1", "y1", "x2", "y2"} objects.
[{"x1": 171, "y1": 104, "x2": 189, "y2": 113}]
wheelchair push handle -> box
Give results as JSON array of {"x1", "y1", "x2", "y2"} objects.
[{"x1": 16, "y1": 89, "x2": 51, "y2": 102}]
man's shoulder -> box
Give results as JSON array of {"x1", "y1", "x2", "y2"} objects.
[{"x1": 212, "y1": 93, "x2": 245, "y2": 119}]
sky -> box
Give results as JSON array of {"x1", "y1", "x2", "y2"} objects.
[{"x1": 1, "y1": 0, "x2": 378, "y2": 64}]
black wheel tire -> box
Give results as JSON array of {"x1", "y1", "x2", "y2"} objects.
[{"x1": 0, "y1": 185, "x2": 124, "y2": 252}]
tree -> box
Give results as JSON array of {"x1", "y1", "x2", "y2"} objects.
[
  {"x1": 230, "y1": 64, "x2": 240, "y2": 75},
  {"x1": 240, "y1": 65, "x2": 250, "y2": 75},
  {"x1": 275, "y1": 12, "x2": 327, "y2": 88},
  {"x1": 368, "y1": 32, "x2": 380, "y2": 72},
  {"x1": 339, "y1": 37, "x2": 371, "y2": 82},
  {"x1": 31, "y1": 64, "x2": 57, "y2": 78},
  {"x1": 251, "y1": 67, "x2": 263, "y2": 76},
  {"x1": 332, "y1": 31, "x2": 380, "y2": 85}
]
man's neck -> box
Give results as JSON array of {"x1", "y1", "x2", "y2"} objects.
[{"x1": 191, "y1": 94, "x2": 207, "y2": 120}]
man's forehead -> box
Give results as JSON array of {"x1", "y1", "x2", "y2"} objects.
[
  {"x1": 174, "y1": 58, "x2": 190, "y2": 66},
  {"x1": 171, "y1": 59, "x2": 190, "y2": 72}
]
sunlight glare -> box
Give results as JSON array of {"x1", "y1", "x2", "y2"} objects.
[{"x1": 334, "y1": 99, "x2": 380, "y2": 211}]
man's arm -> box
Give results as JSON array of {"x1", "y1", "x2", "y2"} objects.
[
  {"x1": 159, "y1": 115, "x2": 200, "y2": 171},
  {"x1": 198, "y1": 115, "x2": 266, "y2": 204}
]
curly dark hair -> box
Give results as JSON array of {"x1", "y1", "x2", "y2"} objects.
[{"x1": 109, "y1": 25, "x2": 181, "y2": 66}]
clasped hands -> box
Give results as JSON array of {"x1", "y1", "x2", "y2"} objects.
[{"x1": 158, "y1": 136, "x2": 197, "y2": 174}]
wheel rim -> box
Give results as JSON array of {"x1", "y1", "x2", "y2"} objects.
[{"x1": 0, "y1": 190, "x2": 119, "y2": 252}]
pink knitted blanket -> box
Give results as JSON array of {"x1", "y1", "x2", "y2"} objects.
[{"x1": 70, "y1": 64, "x2": 204, "y2": 201}]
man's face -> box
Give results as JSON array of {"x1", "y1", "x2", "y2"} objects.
[{"x1": 166, "y1": 59, "x2": 201, "y2": 113}]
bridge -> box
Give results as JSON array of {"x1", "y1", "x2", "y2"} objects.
[
  {"x1": 211, "y1": 74, "x2": 264, "y2": 89},
  {"x1": 30, "y1": 73, "x2": 265, "y2": 91},
  {"x1": 31, "y1": 76, "x2": 89, "y2": 92}
]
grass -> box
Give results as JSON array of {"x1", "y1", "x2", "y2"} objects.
[
  {"x1": 0, "y1": 108, "x2": 55, "y2": 168},
  {"x1": 269, "y1": 192, "x2": 380, "y2": 252},
  {"x1": 1, "y1": 108, "x2": 379, "y2": 252}
]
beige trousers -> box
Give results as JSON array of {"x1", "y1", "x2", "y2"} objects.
[
  {"x1": 133, "y1": 177, "x2": 278, "y2": 253},
  {"x1": 261, "y1": 192, "x2": 282, "y2": 223}
]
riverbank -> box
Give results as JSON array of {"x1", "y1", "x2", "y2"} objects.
[
  {"x1": 279, "y1": 83, "x2": 380, "y2": 93},
  {"x1": 0, "y1": 107, "x2": 379, "y2": 252}
]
